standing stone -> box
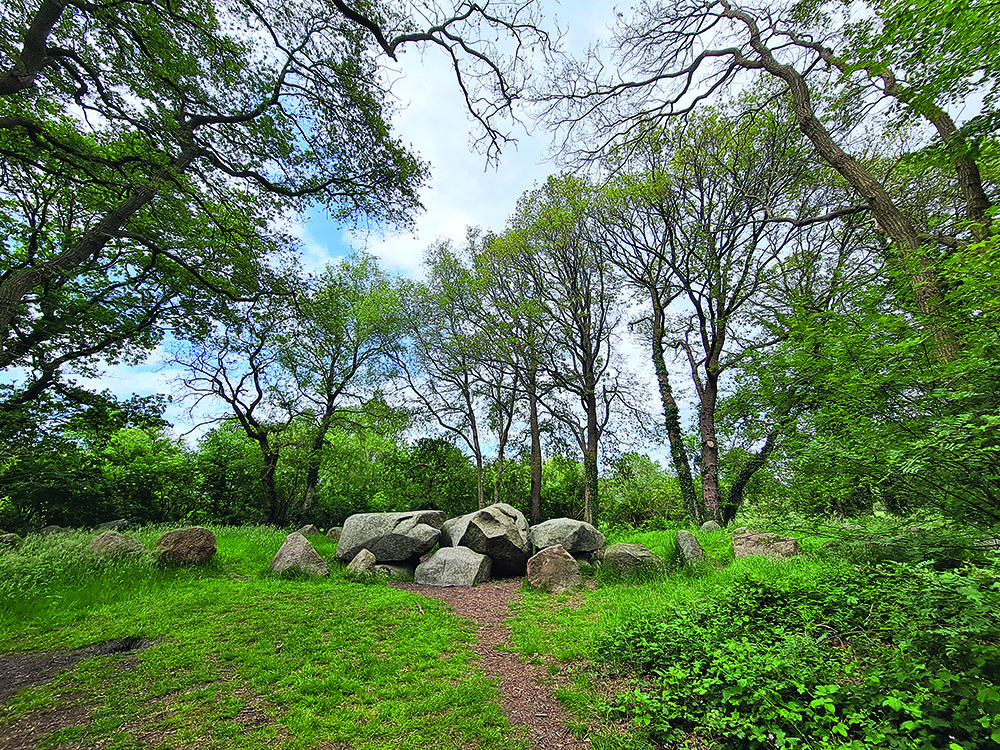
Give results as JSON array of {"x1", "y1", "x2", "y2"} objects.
[
  {"x1": 414, "y1": 547, "x2": 492, "y2": 587},
  {"x1": 270, "y1": 532, "x2": 329, "y2": 577},
  {"x1": 700, "y1": 520, "x2": 722, "y2": 533},
  {"x1": 336, "y1": 511, "x2": 445, "y2": 563},
  {"x1": 297, "y1": 524, "x2": 322, "y2": 537},
  {"x1": 347, "y1": 548, "x2": 377, "y2": 577},
  {"x1": 88, "y1": 531, "x2": 144, "y2": 559},
  {"x1": 440, "y1": 503, "x2": 531, "y2": 576},
  {"x1": 155, "y1": 527, "x2": 216, "y2": 566},
  {"x1": 732, "y1": 530, "x2": 802, "y2": 559},
  {"x1": 0, "y1": 533, "x2": 23, "y2": 551},
  {"x1": 526, "y1": 544, "x2": 582, "y2": 594},
  {"x1": 676, "y1": 530, "x2": 707, "y2": 567},
  {"x1": 528, "y1": 518, "x2": 605, "y2": 556},
  {"x1": 326, "y1": 527, "x2": 342, "y2": 544},
  {"x1": 603, "y1": 543, "x2": 665, "y2": 578}
]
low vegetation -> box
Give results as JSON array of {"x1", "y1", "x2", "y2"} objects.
[
  {"x1": 0, "y1": 526, "x2": 526, "y2": 750},
  {"x1": 2, "y1": 518, "x2": 997, "y2": 749}
]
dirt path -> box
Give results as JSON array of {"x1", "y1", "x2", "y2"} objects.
[{"x1": 393, "y1": 579, "x2": 592, "y2": 750}]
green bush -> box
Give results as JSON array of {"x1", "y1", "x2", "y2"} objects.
[{"x1": 596, "y1": 562, "x2": 1000, "y2": 748}]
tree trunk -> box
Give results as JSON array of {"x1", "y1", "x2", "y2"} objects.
[
  {"x1": 258, "y1": 437, "x2": 280, "y2": 525},
  {"x1": 650, "y1": 293, "x2": 698, "y2": 517},
  {"x1": 699, "y1": 370, "x2": 722, "y2": 524},
  {"x1": 583, "y1": 448, "x2": 598, "y2": 526},
  {"x1": 301, "y1": 415, "x2": 333, "y2": 521},
  {"x1": 723, "y1": 429, "x2": 778, "y2": 524},
  {"x1": 528, "y1": 368, "x2": 542, "y2": 524},
  {"x1": 727, "y1": 3, "x2": 961, "y2": 363}
]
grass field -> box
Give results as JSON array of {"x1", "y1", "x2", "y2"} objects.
[
  {"x1": 2, "y1": 522, "x2": 998, "y2": 750},
  {"x1": 0, "y1": 526, "x2": 527, "y2": 750}
]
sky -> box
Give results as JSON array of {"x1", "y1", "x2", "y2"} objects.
[{"x1": 86, "y1": 1, "x2": 628, "y2": 441}]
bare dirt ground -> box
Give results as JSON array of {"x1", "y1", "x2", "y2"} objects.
[{"x1": 394, "y1": 578, "x2": 593, "y2": 750}]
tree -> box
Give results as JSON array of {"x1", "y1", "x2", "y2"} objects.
[
  {"x1": 594, "y1": 105, "x2": 827, "y2": 524},
  {"x1": 539, "y1": 0, "x2": 997, "y2": 365},
  {"x1": 478, "y1": 231, "x2": 557, "y2": 523},
  {"x1": 1, "y1": 0, "x2": 552, "y2": 392},
  {"x1": 499, "y1": 173, "x2": 629, "y2": 525},
  {"x1": 281, "y1": 253, "x2": 404, "y2": 520},
  {"x1": 172, "y1": 299, "x2": 296, "y2": 524},
  {"x1": 398, "y1": 241, "x2": 501, "y2": 509}
]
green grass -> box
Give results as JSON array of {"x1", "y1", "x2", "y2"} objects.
[
  {"x1": 508, "y1": 527, "x2": 1000, "y2": 750},
  {"x1": 0, "y1": 525, "x2": 529, "y2": 750},
  {"x1": 6, "y1": 522, "x2": 996, "y2": 749}
]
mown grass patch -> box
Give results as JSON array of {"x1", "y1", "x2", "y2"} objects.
[{"x1": 0, "y1": 525, "x2": 529, "y2": 750}]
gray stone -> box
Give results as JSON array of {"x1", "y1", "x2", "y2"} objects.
[
  {"x1": 336, "y1": 511, "x2": 445, "y2": 563},
  {"x1": 529, "y1": 518, "x2": 605, "y2": 556},
  {"x1": 414, "y1": 547, "x2": 491, "y2": 587},
  {"x1": 270, "y1": 532, "x2": 329, "y2": 577},
  {"x1": 700, "y1": 520, "x2": 722, "y2": 533},
  {"x1": 347, "y1": 548, "x2": 377, "y2": 577},
  {"x1": 603, "y1": 543, "x2": 665, "y2": 578},
  {"x1": 732, "y1": 530, "x2": 802, "y2": 559},
  {"x1": 40, "y1": 525, "x2": 72, "y2": 536},
  {"x1": 676, "y1": 530, "x2": 707, "y2": 566},
  {"x1": 297, "y1": 524, "x2": 322, "y2": 537},
  {"x1": 155, "y1": 527, "x2": 216, "y2": 566},
  {"x1": 374, "y1": 563, "x2": 415, "y2": 581},
  {"x1": 96, "y1": 519, "x2": 132, "y2": 531},
  {"x1": 527, "y1": 544, "x2": 582, "y2": 594},
  {"x1": 88, "y1": 531, "x2": 144, "y2": 559},
  {"x1": 326, "y1": 527, "x2": 342, "y2": 543},
  {"x1": 441, "y1": 503, "x2": 530, "y2": 576},
  {"x1": 0, "y1": 533, "x2": 23, "y2": 551}
]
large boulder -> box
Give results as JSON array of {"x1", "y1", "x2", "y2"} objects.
[
  {"x1": 347, "y1": 548, "x2": 377, "y2": 577},
  {"x1": 731, "y1": 529, "x2": 802, "y2": 559},
  {"x1": 414, "y1": 547, "x2": 491, "y2": 587},
  {"x1": 270, "y1": 532, "x2": 329, "y2": 577},
  {"x1": 603, "y1": 543, "x2": 665, "y2": 578},
  {"x1": 528, "y1": 518, "x2": 605, "y2": 557},
  {"x1": 675, "y1": 530, "x2": 707, "y2": 567},
  {"x1": 527, "y1": 544, "x2": 582, "y2": 594},
  {"x1": 155, "y1": 527, "x2": 216, "y2": 566},
  {"x1": 88, "y1": 531, "x2": 144, "y2": 559},
  {"x1": 441, "y1": 503, "x2": 530, "y2": 576},
  {"x1": 336, "y1": 510, "x2": 445, "y2": 564}
]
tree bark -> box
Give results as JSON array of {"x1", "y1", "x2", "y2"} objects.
[
  {"x1": 650, "y1": 292, "x2": 698, "y2": 517},
  {"x1": 258, "y1": 437, "x2": 280, "y2": 526},
  {"x1": 527, "y1": 368, "x2": 543, "y2": 524},
  {"x1": 699, "y1": 369, "x2": 722, "y2": 524}
]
